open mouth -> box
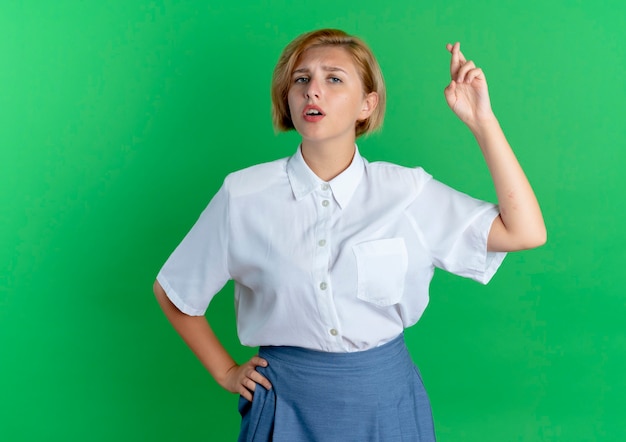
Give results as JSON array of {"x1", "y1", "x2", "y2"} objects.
[{"x1": 303, "y1": 105, "x2": 325, "y2": 120}]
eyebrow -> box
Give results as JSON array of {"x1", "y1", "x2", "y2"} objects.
[{"x1": 292, "y1": 66, "x2": 348, "y2": 75}]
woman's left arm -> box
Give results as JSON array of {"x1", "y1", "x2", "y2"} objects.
[{"x1": 444, "y1": 42, "x2": 547, "y2": 252}]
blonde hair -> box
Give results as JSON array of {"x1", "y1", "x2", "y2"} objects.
[{"x1": 271, "y1": 29, "x2": 386, "y2": 138}]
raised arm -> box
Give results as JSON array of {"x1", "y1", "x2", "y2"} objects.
[
  {"x1": 443, "y1": 42, "x2": 546, "y2": 252},
  {"x1": 153, "y1": 280, "x2": 271, "y2": 401}
]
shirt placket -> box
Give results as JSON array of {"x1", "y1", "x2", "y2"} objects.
[{"x1": 313, "y1": 182, "x2": 343, "y2": 350}]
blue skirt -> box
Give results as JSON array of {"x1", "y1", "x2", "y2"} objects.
[{"x1": 238, "y1": 334, "x2": 435, "y2": 441}]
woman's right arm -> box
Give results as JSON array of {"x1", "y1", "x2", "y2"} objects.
[{"x1": 153, "y1": 280, "x2": 272, "y2": 401}]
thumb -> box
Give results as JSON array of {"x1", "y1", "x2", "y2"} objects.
[{"x1": 444, "y1": 80, "x2": 457, "y2": 105}]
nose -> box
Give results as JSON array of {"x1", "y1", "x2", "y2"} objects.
[{"x1": 305, "y1": 78, "x2": 321, "y2": 99}]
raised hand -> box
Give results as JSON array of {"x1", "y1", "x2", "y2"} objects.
[{"x1": 444, "y1": 42, "x2": 495, "y2": 129}]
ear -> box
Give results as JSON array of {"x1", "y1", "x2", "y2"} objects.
[{"x1": 358, "y1": 92, "x2": 379, "y2": 121}]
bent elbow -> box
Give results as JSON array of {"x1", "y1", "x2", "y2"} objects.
[
  {"x1": 520, "y1": 226, "x2": 547, "y2": 250},
  {"x1": 489, "y1": 216, "x2": 547, "y2": 252},
  {"x1": 533, "y1": 223, "x2": 548, "y2": 247}
]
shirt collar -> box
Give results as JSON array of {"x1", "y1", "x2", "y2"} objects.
[{"x1": 286, "y1": 145, "x2": 365, "y2": 209}]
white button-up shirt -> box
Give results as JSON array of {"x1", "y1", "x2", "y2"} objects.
[{"x1": 157, "y1": 147, "x2": 506, "y2": 352}]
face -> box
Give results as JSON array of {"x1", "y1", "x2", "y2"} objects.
[{"x1": 287, "y1": 45, "x2": 377, "y2": 147}]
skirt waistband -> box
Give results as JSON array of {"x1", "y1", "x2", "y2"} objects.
[{"x1": 258, "y1": 333, "x2": 407, "y2": 370}]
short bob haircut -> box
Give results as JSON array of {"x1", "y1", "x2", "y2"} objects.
[{"x1": 271, "y1": 29, "x2": 386, "y2": 138}]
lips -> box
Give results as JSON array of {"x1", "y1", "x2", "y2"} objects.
[{"x1": 303, "y1": 105, "x2": 325, "y2": 122}]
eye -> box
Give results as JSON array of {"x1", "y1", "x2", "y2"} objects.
[
  {"x1": 294, "y1": 76, "x2": 309, "y2": 84},
  {"x1": 328, "y1": 76, "x2": 342, "y2": 83}
]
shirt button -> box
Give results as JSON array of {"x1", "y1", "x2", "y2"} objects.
[
  {"x1": 321, "y1": 183, "x2": 330, "y2": 191},
  {"x1": 318, "y1": 239, "x2": 326, "y2": 247},
  {"x1": 319, "y1": 282, "x2": 328, "y2": 290},
  {"x1": 321, "y1": 200, "x2": 329, "y2": 207},
  {"x1": 329, "y1": 328, "x2": 338, "y2": 336}
]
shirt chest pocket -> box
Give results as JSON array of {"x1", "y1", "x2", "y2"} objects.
[{"x1": 352, "y1": 238, "x2": 408, "y2": 307}]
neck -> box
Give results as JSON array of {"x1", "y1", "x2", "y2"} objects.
[{"x1": 300, "y1": 139, "x2": 356, "y2": 182}]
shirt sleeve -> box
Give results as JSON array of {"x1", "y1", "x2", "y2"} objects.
[
  {"x1": 156, "y1": 182, "x2": 231, "y2": 316},
  {"x1": 407, "y1": 169, "x2": 506, "y2": 284}
]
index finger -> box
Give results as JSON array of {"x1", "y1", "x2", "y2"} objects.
[
  {"x1": 447, "y1": 42, "x2": 466, "y2": 77},
  {"x1": 250, "y1": 356, "x2": 269, "y2": 368}
]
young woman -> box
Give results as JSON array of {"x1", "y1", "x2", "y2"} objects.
[{"x1": 154, "y1": 29, "x2": 546, "y2": 441}]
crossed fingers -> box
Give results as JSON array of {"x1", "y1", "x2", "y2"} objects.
[{"x1": 447, "y1": 42, "x2": 484, "y2": 84}]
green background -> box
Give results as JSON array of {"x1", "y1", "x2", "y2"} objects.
[{"x1": 1, "y1": 1, "x2": 624, "y2": 441}]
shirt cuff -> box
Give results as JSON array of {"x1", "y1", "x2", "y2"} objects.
[
  {"x1": 466, "y1": 206, "x2": 507, "y2": 284},
  {"x1": 156, "y1": 272, "x2": 207, "y2": 316}
]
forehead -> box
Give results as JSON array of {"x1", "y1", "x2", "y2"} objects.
[{"x1": 293, "y1": 45, "x2": 357, "y2": 73}]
